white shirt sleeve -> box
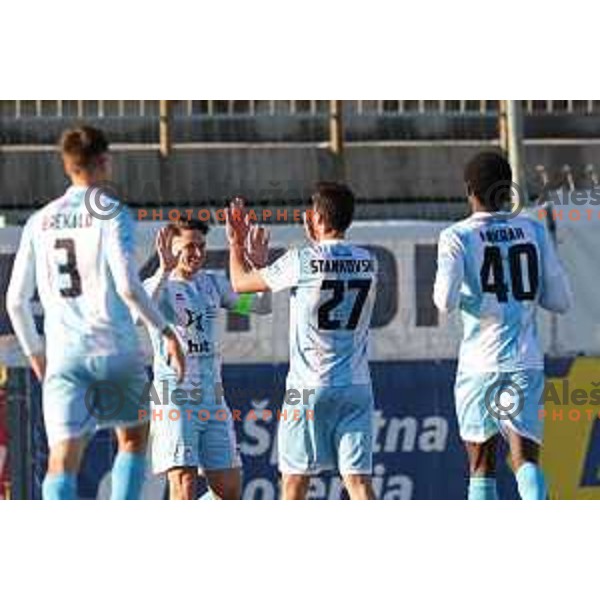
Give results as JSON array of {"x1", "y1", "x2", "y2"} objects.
[
  {"x1": 6, "y1": 218, "x2": 44, "y2": 356},
  {"x1": 538, "y1": 228, "x2": 573, "y2": 314},
  {"x1": 104, "y1": 208, "x2": 168, "y2": 332},
  {"x1": 259, "y1": 249, "x2": 301, "y2": 293},
  {"x1": 433, "y1": 228, "x2": 465, "y2": 314}
]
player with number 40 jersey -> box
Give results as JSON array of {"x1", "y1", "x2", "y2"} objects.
[{"x1": 434, "y1": 152, "x2": 572, "y2": 501}]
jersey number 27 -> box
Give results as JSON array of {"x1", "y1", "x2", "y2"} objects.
[{"x1": 318, "y1": 279, "x2": 372, "y2": 330}]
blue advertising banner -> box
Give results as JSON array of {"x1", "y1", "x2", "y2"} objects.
[{"x1": 24, "y1": 360, "x2": 536, "y2": 500}]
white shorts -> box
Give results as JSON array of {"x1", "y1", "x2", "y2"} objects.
[
  {"x1": 43, "y1": 354, "x2": 149, "y2": 448},
  {"x1": 150, "y1": 378, "x2": 241, "y2": 474},
  {"x1": 455, "y1": 369, "x2": 545, "y2": 444}
]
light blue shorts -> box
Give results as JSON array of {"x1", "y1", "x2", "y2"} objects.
[
  {"x1": 150, "y1": 378, "x2": 241, "y2": 474},
  {"x1": 454, "y1": 369, "x2": 545, "y2": 444},
  {"x1": 43, "y1": 354, "x2": 149, "y2": 448},
  {"x1": 278, "y1": 384, "x2": 374, "y2": 476}
]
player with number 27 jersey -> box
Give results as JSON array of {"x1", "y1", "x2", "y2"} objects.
[{"x1": 260, "y1": 239, "x2": 377, "y2": 477}]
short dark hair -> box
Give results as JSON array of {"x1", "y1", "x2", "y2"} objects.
[
  {"x1": 60, "y1": 126, "x2": 109, "y2": 171},
  {"x1": 311, "y1": 182, "x2": 355, "y2": 233},
  {"x1": 464, "y1": 152, "x2": 513, "y2": 211},
  {"x1": 170, "y1": 219, "x2": 210, "y2": 236}
]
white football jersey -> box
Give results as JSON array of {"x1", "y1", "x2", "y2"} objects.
[
  {"x1": 7, "y1": 186, "x2": 155, "y2": 359},
  {"x1": 144, "y1": 270, "x2": 238, "y2": 384},
  {"x1": 433, "y1": 212, "x2": 572, "y2": 372},
  {"x1": 260, "y1": 240, "x2": 377, "y2": 387}
]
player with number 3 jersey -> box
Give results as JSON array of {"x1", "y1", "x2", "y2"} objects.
[{"x1": 7, "y1": 126, "x2": 185, "y2": 500}]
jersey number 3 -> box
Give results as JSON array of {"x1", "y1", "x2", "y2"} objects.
[
  {"x1": 55, "y1": 238, "x2": 82, "y2": 298},
  {"x1": 318, "y1": 279, "x2": 372, "y2": 330},
  {"x1": 480, "y1": 243, "x2": 539, "y2": 303}
]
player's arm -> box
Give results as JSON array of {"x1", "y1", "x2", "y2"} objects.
[
  {"x1": 216, "y1": 273, "x2": 272, "y2": 316},
  {"x1": 226, "y1": 207, "x2": 270, "y2": 293},
  {"x1": 105, "y1": 210, "x2": 185, "y2": 380},
  {"x1": 228, "y1": 242, "x2": 270, "y2": 293},
  {"x1": 6, "y1": 219, "x2": 46, "y2": 381},
  {"x1": 433, "y1": 228, "x2": 465, "y2": 314},
  {"x1": 134, "y1": 226, "x2": 179, "y2": 325},
  {"x1": 538, "y1": 226, "x2": 573, "y2": 314}
]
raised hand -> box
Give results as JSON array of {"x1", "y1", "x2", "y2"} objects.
[
  {"x1": 226, "y1": 197, "x2": 251, "y2": 247},
  {"x1": 246, "y1": 224, "x2": 271, "y2": 269},
  {"x1": 156, "y1": 226, "x2": 180, "y2": 273}
]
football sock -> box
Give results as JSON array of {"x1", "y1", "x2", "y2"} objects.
[
  {"x1": 468, "y1": 476, "x2": 498, "y2": 500},
  {"x1": 111, "y1": 451, "x2": 146, "y2": 500},
  {"x1": 516, "y1": 462, "x2": 547, "y2": 500},
  {"x1": 42, "y1": 472, "x2": 77, "y2": 500}
]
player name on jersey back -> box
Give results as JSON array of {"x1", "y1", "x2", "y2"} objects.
[
  {"x1": 478, "y1": 225, "x2": 525, "y2": 244},
  {"x1": 309, "y1": 258, "x2": 376, "y2": 274},
  {"x1": 41, "y1": 212, "x2": 94, "y2": 231}
]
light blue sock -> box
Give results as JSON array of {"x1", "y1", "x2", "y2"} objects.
[
  {"x1": 42, "y1": 473, "x2": 77, "y2": 500},
  {"x1": 111, "y1": 452, "x2": 146, "y2": 500},
  {"x1": 468, "y1": 476, "x2": 498, "y2": 500},
  {"x1": 516, "y1": 462, "x2": 547, "y2": 500}
]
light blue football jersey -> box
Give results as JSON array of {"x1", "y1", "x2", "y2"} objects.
[
  {"x1": 12, "y1": 186, "x2": 142, "y2": 358},
  {"x1": 145, "y1": 270, "x2": 238, "y2": 384},
  {"x1": 260, "y1": 240, "x2": 377, "y2": 387},
  {"x1": 434, "y1": 212, "x2": 572, "y2": 372}
]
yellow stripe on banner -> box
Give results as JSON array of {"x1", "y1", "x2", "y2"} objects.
[{"x1": 541, "y1": 357, "x2": 600, "y2": 499}]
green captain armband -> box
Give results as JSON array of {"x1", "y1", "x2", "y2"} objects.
[{"x1": 232, "y1": 293, "x2": 254, "y2": 316}]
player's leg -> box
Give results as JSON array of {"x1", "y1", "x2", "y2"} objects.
[
  {"x1": 281, "y1": 474, "x2": 310, "y2": 499},
  {"x1": 343, "y1": 474, "x2": 375, "y2": 500},
  {"x1": 42, "y1": 358, "x2": 94, "y2": 500},
  {"x1": 204, "y1": 468, "x2": 242, "y2": 500},
  {"x1": 112, "y1": 422, "x2": 149, "y2": 500},
  {"x1": 278, "y1": 386, "x2": 333, "y2": 500},
  {"x1": 200, "y1": 403, "x2": 242, "y2": 499},
  {"x1": 464, "y1": 437, "x2": 499, "y2": 500},
  {"x1": 94, "y1": 355, "x2": 151, "y2": 500},
  {"x1": 150, "y1": 379, "x2": 202, "y2": 500},
  {"x1": 505, "y1": 430, "x2": 546, "y2": 499},
  {"x1": 335, "y1": 386, "x2": 376, "y2": 500},
  {"x1": 455, "y1": 371, "x2": 500, "y2": 499},
  {"x1": 43, "y1": 437, "x2": 87, "y2": 500},
  {"x1": 502, "y1": 370, "x2": 547, "y2": 500},
  {"x1": 167, "y1": 467, "x2": 198, "y2": 500}
]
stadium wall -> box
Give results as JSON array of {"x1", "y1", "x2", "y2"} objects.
[{"x1": 3, "y1": 143, "x2": 600, "y2": 210}]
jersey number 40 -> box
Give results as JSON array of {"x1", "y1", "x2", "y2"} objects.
[{"x1": 480, "y1": 243, "x2": 539, "y2": 303}]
